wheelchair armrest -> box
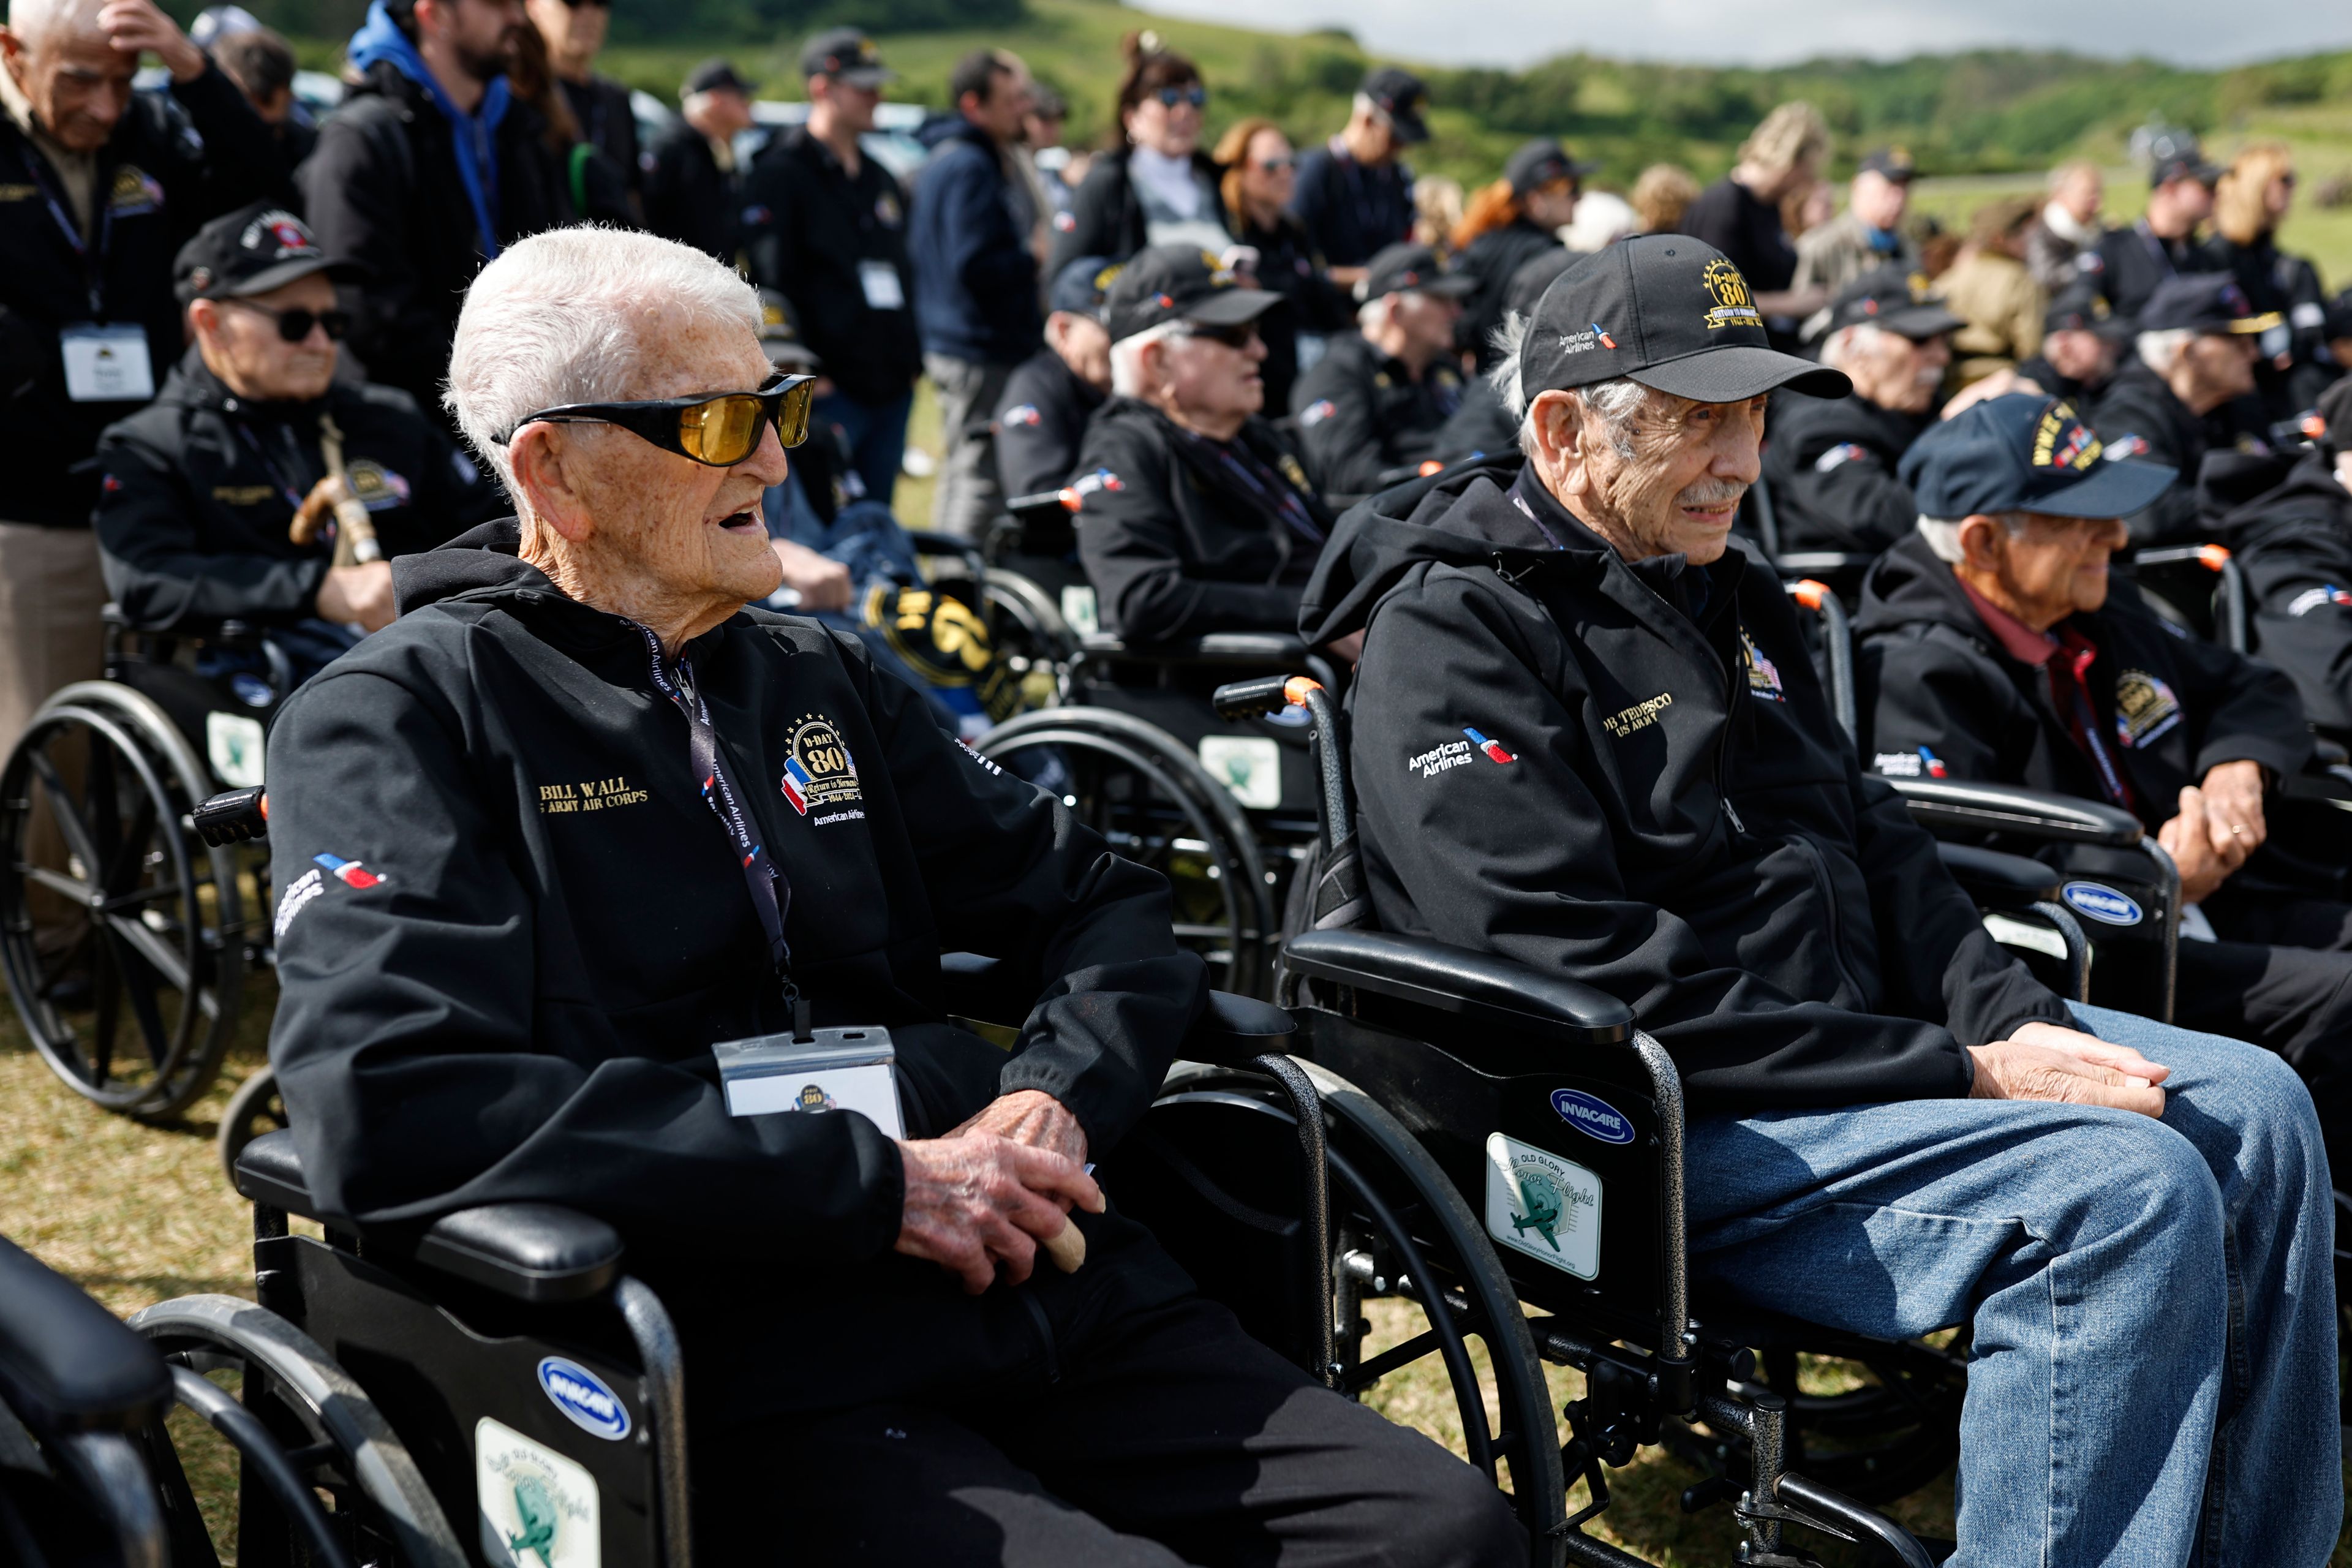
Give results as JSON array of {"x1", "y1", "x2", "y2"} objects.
[
  {"x1": 0, "y1": 1236, "x2": 170, "y2": 1435},
  {"x1": 939, "y1": 951, "x2": 1033, "y2": 1027},
  {"x1": 1934, "y1": 842, "x2": 2061, "y2": 911},
  {"x1": 1177, "y1": 990, "x2": 1295, "y2": 1067},
  {"x1": 1281, "y1": 929, "x2": 1632, "y2": 1044},
  {"x1": 1771, "y1": 551, "x2": 1875, "y2": 580},
  {"x1": 1888, "y1": 777, "x2": 2143, "y2": 846},
  {"x1": 233, "y1": 1131, "x2": 624, "y2": 1305},
  {"x1": 1078, "y1": 631, "x2": 1311, "y2": 666}
]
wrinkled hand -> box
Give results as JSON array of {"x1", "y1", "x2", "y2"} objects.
[
  {"x1": 316, "y1": 561, "x2": 396, "y2": 631},
  {"x1": 949, "y1": 1088, "x2": 1087, "y2": 1166},
  {"x1": 2198, "y1": 759, "x2": 2267, "y2": 856},
  {"x1": 2157, "y1": 785, "x2": 2251, "y2": 905},
  {"x1": 1942, "y1": 369, "x2": 2029, "y2": 420},
  {"x1": 1968, "y1": 1021, "x2": 2168, "y2": 1117},
  {"x1": 892, "y1": 1128, "x2": 1102, "y2": 1293},
  {"x1": 770, "y1": 538, "x2": 853, "y2": 612},
  {"x1": 99, "y1": 0, "x2": 204, "y2": 81}
]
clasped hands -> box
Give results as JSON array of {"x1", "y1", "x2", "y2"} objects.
[
  {"x1": 2155, "y1": 759, "x2": 2267, "y2": 905},
  {"x1": 892, "y1": 1089, "x2": 1101, "y2": 1294}
]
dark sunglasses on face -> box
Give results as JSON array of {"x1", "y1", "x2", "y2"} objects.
[
  {"x1": 224, "y1": 300, "x2": 351, "y2": 343},
  {"x1": 495, "y1": 372, "x2": 817, "y2": 466},
  {"x1": 1181, "y1": 321, "x2": 1259, "y2": 350},
  {"x1": 557, "y1": 0, "x2": 612, "y2": 10},
  {"x1": 1255, "y1": 154, "x2": 1294, "y2": 172},
  {"x1": 1153, "y1": 84, "x2": 1207, "y2": 109}
]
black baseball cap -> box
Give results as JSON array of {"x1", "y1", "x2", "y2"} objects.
[
  {"x1": 1048, "y1": 255, "x2": 1117, "y2": 320},
  {"x1": 2045, "y1": 281, "x2": 2133, "y2": 341},
  {"x1": 1359, "y1": 241, "x2": 1474, "y2": 303},
  {"x1": 682, "y1": 58, "x2": 753, "y2": 98},
  {"x1": 1856, "y1": 146, "x2": 1917, "y2": 183},
  {"x1": 755, "y1": 287, "x2": 820, "y2": 371},
  {"x1": 175, "y1": 201, "x2": 358, "y2": 305},
  {"x1": 2145, "y1": 127, "x2": 2220, "y2": 189},
  {"x1": 2140, "y1": 273, "x2": 2283, "y2": 336},
  {"x1": 1360, "y1": 66, "x2": 1428, "y2": 145},
  {"x1": 1504, "y1": 138, "x2": 1594, "y2": 197},
  {"x1": 799, "y1": 28, "x2": 893, "y2": 88},
  {"x1": 1518, "y1": 235, "x2": 1849, "y2": 405},
  {"x1": 2317, "y1": 376, "x2": 2352, "y2": 459},
  {"x1": 1102, "y1": 245, "x2": 1280, "y2": 344},
  {"x1": 1826, "y1": 265, "x2": 1968, "y2": 341},
  {"x1": 1899, "y1": 393, "x2": 2176, "y2": 521}
]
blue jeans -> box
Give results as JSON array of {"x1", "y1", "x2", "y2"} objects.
[
  {"x1": 1687, "y1": 1004, "x2": 2338, "y2": 1567},
  {"x1": 817, "y1": 388, "x2": 913, "y2": 510}
]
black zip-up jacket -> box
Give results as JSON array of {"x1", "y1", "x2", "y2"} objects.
[
  {"x1": 1453, "y1": 219, "x2": 1561, "y2": 371},
  {"x1": 2197, "y1": 447, "x2": 2352, "y2": 735},
  {"x1": 1047, "y1": 146, "x2": 1231, "y2": 278},
  {"x1": 742, "y1": 127, "x2": 921, "y2": 407},
  {"x1": 1288, "y1": 332, "x2": 1464, "y2": 498},
  {"x1": 92, "y1": 349, "x2": 492, "y2": 629},
  {"x1": 266, "y1": 519, "x2": 1206, "y2": 1414},
  {"x1": 1430, "y1": 376, "x2": 1517, "y2": 465},
  {"x1": 1, "y1": 66, "x2": 289, "y2": 527},
  {"x1": 640, "y1": 120, "x2": 739, "y2": 267},
  {"x1": 2087, "y1": 360, "x2": 2241, "y2": 546},
  {"x1": 558, "y1": 74, "x2": 639, "y2": 199},
  {"x1": 1758, "y1": 390, "x2": 1927, "y2": 554},
  {"x1": 1287, "y1": 141, "x2": 1412, "y2": 270},
  {"x1": 1301, "y1": 459, "x2": 2065, "y2": 1110},
  {"x1": 298, "y1": 61, "x2": 565, "y2": 421},
  {"x1": 1071, "y1": 398, "x2": 1330, "y2": 643},
  {"x1": 1854, "y1": 532, "x2": 2320, "y2": 891},
  {"x1": 1231, "y1": 209, "x2": 1350, "y2": 412},
  {"x1": 992, "y1": 347, "x2": 1104, "y2": 500},
  {"x1": 2090, "y1": 219, "x2": 2198, "y2": 322}
]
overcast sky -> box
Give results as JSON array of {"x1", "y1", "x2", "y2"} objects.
[{"x1": 1131, "y1": 0, "x2": 2352, "y2": 68}]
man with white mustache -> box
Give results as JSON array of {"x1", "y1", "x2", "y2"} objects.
[{"x1": 1763, "y1": 265, "x2": 1965, "y2": 554}]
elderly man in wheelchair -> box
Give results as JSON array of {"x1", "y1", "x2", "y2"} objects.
[
  {"x1": 1300, "y1": 236, "x2": 2342, "y2": 1564},
  {"x1": 256, "y1": 227, "x2": 1517, "y2": 1566}
]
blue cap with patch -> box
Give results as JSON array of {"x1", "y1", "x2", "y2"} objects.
[{"x1": 1898, "y1": 392, "x2": 2177, "y2": 521}]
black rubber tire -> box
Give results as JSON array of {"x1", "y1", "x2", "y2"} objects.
[{"x1": 217, "y1": 1064, "x2": 288, "y2": 1190}]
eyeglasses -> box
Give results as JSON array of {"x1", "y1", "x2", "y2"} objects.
[
  {"x1": 1153, "y1": 84, "x2": 1207, "y2": 109},
  {"x1": 496, "y1": 373, "x2": 816, "y2": 465},
  {"x1": 224, "y1": 300, "x2": 350, "y2": 343},
  {"x1": 1180, "y1": 321, "x2": 1260, "y2": 350},
  {"x1": 1254, "y1": 154, "x2": 1294, "y2": 173}
]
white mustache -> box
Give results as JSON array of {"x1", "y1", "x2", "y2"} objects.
[{"x1": 1677, "y1": 478, "x2": 1747, "y2": 508}]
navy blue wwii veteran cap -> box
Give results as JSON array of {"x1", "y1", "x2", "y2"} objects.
[
  {"x1": 1518, "y1": 234, "x2": 1850, "y2": 405},
  {"x1": 1102, "y1": 245, "x2": 1280, "y2": 344},
  {"x1": 1899, "y1": 393, "x2": 2176, "y2": 521},
  {"x1": 1048, "y1": 255, "x2": 1118, "y2": 320}
]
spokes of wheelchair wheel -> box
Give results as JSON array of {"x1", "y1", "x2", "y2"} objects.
[{"x1": 0, "y1": 705, "x2": 231, "y2": 1117}]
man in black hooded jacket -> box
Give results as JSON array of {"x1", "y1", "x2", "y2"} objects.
[{"x1": 1301, "y1": 236, "x2": 2339, "y2": 1565}]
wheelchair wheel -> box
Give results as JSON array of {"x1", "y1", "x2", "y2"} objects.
[
  {"x1": 1758, "y1": 1332, "x2": 1967, "y2": 1504},
  {"x1": 130, "y1": 1293, "x2": 467, "y2": 1568},
  {"x1": 217, "y1": 1063, "x2": 288, "y2": 1189},
  {"x1": 979, "y1": 707, "x2": 1276, "y2": 996},
  {"x1": 0, "y1": 684, "x2": 244, "y2": 1119}
]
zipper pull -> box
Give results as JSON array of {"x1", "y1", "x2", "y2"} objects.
[{"x1": 1722, "y1": 797, "x2": 1746, "y2": 834}]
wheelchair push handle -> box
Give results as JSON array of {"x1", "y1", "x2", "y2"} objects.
[
  {"x1": 1212, "y1": 674, "x2": 1320, "y2": 722},
  {"x1": 194, "y1": 786, "x2": 268, "y2": 847}
]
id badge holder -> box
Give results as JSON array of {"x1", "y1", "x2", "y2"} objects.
[
  {"x1": 59, "y1": 323, "x2": 155, "y2": 402},
  {"x1": 713, "y1": 1025, "x2": 905, "y2": 1139},
  {"x1": 857, "y1": 260, "x2": 905, "y2": 311}
]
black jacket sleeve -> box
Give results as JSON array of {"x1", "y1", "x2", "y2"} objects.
[
  {"x1": 1072, "y1": 430, "x2": 1303, "y2": 642},
  {"x1": 2162, "y1": 609, "x2": 2315, "y2": 780},
  {"x1": 2244, "y1": 526, "x2": 2352, "y2": 735},
  {"x1": 164, "y1": 61, "x2": 298, "y2": 222},
  {"x1": 992, "y1": 363, "x2": 1080, "y2": 500},
  {"x1": 1351, "y1": 567, "x2": 1977, "y2": 1110},
  {"x1": 265, "y1": 660, "x2": 910, "y2": 1261},
  {"x1": 92, "y1": 434, "x2": 328, "y2": 627},
  {"x1": 1855, "y1": 624, "x2": 2019, "y2": 785},
  {"x1": 2089, "y1": 377, "x2": 2200, "y2": 545},
  {"x1": 1768, "y1": 423, "x2": 1918, "y2": 554},
  {"x1": 1289, "y1": 360, "x2": 1392, "y2": 497},
  {"x1": 1049, "y1": 156, "x2": 1134, "y2": 275},
  {"x1": 300, "y1": 104, "x2": 444, "y2": 410}
]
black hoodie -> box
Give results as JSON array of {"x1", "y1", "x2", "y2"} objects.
[
  {"x1": 1300, "y1": 458, "x2": 2067, "y2": 1112},
  {"x1": 265, "y1": 519, "x2": 1205, "y2": 1416},
  {"x1": 1756, "y1": 390, "x2": 1927, "y2": 554},
  {"x1": 2197, "y1": 447, "x2": 2352, "y2": 735}
]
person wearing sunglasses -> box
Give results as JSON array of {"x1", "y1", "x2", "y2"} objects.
[
  {"x1": 1212, "y1": 115, "x2": 1353, "y2": 414},
  {"x1": 92, "y1": 202, "x2": 495, "y2": 686},
  {"x1": 1047, "y1": 39, "x2": 1231, "y2": 277},
  {"x1": 1288, "y1": 241, "x2": 1470, "y2": 499}
]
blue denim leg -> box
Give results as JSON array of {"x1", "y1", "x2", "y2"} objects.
[
  {"x1": 1683, "y1": 1010, "x2": 2338, "y2": 1567},
  {"x1": 818, "y1": 390, "x2": 913, "y2": 509}
]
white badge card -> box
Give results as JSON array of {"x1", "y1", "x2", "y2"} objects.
[
  {"x1": 60, "y1": 324, "x2": 155, "y2": 402},
  {"x1": 714, "y1": 1025, "x2": 905, "y2": 1137},
  {"x1": 858, "y1": 260, "x2": 906, "y2": 311}
]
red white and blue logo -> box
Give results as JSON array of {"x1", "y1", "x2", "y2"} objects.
[
  {"x1": 312, "y1": 852, "x2": 386, "y2": 889},
  {"x1": 1918, "y1": 745, "x2": 1949, "y2": 778},
  {"x1": 2289, "y1": 585, "x2": 2352, "y2": 617},
  {"x1": 1300, "y1": 399, "x2": 1338, "y2": 427},
  {"x1": 780, "y1": 756, "x2": 816, "y2": 815},
  {"x1": 1591, "y1": 323, "x2": 1617, "y2": 350},
  {"x1": 1463, "y1": 726, "x2": 1515, "y2": 764}
]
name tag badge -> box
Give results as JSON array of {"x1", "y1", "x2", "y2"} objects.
[
  {"x1": 713, "y1": 1025, "x2": 904, "y2": 1138},
  {"x1": 60, "y1": 323, "x2": 155, "y2": 403},
  {"x1": 858, "y1": 260, "x2": 905, "y2": 311}
]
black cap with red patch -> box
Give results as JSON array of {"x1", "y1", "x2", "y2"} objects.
[
  {"x1": 174, "y1": 200, "x2": 361, "y2": 306},
  {"x1": 1102, "y1": 244, "x2": 1280, "y2": 344}
]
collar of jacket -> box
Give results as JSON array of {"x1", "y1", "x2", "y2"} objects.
[
  {"x1": 1856, "y1": 531, "x2": 2092, "y2": 673},
  {"x1": 1506, "y1": 469, "x2": 1750, "y2": 639}
]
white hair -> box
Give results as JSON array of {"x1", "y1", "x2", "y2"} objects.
[
  {"x1": 5, "y1": 0, "x2": 105, "y2": 46},
  {"x1": 1488, "y1": 310, "x2": 1653, "y2": 459},
  {"x1": 1107, "y1": 320, "x2": 1188, "y2": 399},
  {"x1": 1355, "y1": 295, "x2": 1394, "y2": 333},
  {"x1": 1819, "y1": 322, "x2": 1891, "y2": 372},
  {"x1": 443, "y1": 227, "x2": 760, "y2": 494},
  {"x1": 1917, "y1": 511, "x2": 2027, "y2": 563},
  {"x1": 2136, "y1": 327, "x2": 2194, "y2": 373}
]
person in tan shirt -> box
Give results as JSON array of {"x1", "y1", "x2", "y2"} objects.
[{"x1": 1936, "y1": 197, "x2": 2047, "y2": 386}]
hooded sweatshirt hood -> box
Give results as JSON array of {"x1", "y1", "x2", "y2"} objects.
[
  {"x1": 347, "y1": 0, "x2": 510, "y2": 258},
  {"x1": 1297, "y1": 456, "x2": 1564, "y2": 645},
  {"x1": 1852, "y1": 531, "x2": 2002, "y2": 648},
  {"x1": 393, "y1": 516, "x2": 557, "y2": 614}
]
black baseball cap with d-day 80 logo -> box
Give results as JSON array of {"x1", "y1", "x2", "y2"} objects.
[{"x1": 1517, "y1": 234, "x2": 1850, "y2": 406}]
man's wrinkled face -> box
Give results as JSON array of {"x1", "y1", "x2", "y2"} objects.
[
  {"x1": 1850, "y1": 168, "x2": 1908, "y2": 231},
  {"x1": 1047, "y1": 311, "x2": 1110, "y2": 390},
  {"x1": 2182, "y1": 330, "x2": 2257, "y2": 407},
  {"x1": 1391, "y1": 289, "x2": 1461, "y2": 362},
  {"x1": 1153, "y1": 326, "x2": 1265, "y2": 424},
  {"x1": 199, "y1": 273, "x2": 339, "y2": 402},
  {"x1": 1852, "y1": 328, "x2": 1950, "y2": 415},
  {"x1": 2043, "y1": 327, "x2": 2114, "y2": 386},
  {"x1": 1975, "y1": 510, "x2": 2128, "y2": 625},
  {"x1": 1555, "y1": 387, "x2": 1767, "y2": 564},
  {"x1": 4, "y1": 25, "x2": 134, "y2": 152}
]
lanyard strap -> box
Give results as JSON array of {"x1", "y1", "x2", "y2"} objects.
[
  {"x1": 1182, "y1": 428, "x2": 1324, "y2": 545},
  {"x1": 2047, "y1": 639, "x2": 2133, "y2": 810},
  {"x1": 13, "y1": 140, "x2": 112, "y2": 314},
  {"x1": 634, "y1": 625, "x2": 802, "y2": 1016},
  {"x1": 232, "y1": 420, "x2": 312, "y2": 511}
]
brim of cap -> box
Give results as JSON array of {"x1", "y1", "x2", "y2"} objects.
[
  {"x1": 1877, "y1": 303, "x2": 1969, "y2": 340},
  {"x1": 2031, "y1": 456, "x2": 2178, "y2": 519},
  {"x1": 2222, "y1": 312, "x2": 2287, "y2": 334},
  {"x1": 1406, "y1": 275, "x2": 1477, "y2": 298},
  {"x1": 222, "y1": 256, "x2": 364, "y2": 296},
  {"x1": 1181, "y1": 288, "x2": 1283, "y2": 326},
  {"x1": 1628, "y1": 344, "x2": 1852, "y2": 404},
  {"x1": 1387, "y1": 111, "x2": 1431, "y2": 144},
  {"x1": 831, "y1": 66, "x2": 894, "y2": 86}
]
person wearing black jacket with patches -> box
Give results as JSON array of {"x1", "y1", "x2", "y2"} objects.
[
  {"x1": 639, "y1": 58, "x2": 753, "y2": 267},
  {"x1": 1431, "y1": 248, "x2": 1578, "y2": 465},
  {"x1": 2090, "y1": 272, "x2": 2276, "y2": 545},
  {"x1": 1759, "y1": 268, "x2": 1962, "y2": 554},
  {"x1": 1302, "y1": 236, "x2": 2339, "y2": 1565},
  {"x1": 266, "y1": 227, "x2": 1517, "y2": 1566},
  {"x1": 1853, "y1": 391, "x2": 2352, "y2": 1182},
  {"x1": 1072, "y1": 247, "x2": 1333, "y2": 645},
  {"x1": 1450, "y1": 139, "x2": 1588, "y2": 373},
  {"x1": 1289, "y1": 242, "x2": 1469, "y2": 498},
  {"x1": 992, "y1": 254, "x2": 1110, "y2": 500}
]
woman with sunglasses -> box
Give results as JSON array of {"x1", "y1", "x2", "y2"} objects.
[
  {"x1": 1047, "y1": 36, "x2": 1231, "y2": 276},
  {"x1": 2206, "y1": 141, "x2": 2333, "y2": 419},
  {"x1": 1212, "y1": 116, "x2": 1352, "y2": 413}
]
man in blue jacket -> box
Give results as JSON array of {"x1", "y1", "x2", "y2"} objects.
[{"x1": 910, "y1": 48, "x2": 1040, "y2": 537}]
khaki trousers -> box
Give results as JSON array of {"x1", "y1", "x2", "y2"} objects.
[{"x1": 0, "y1": 522, "x2": 108, "y2": 751}]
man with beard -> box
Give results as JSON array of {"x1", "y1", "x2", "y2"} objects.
[{"x1": 300, "y1": 0, "x2": 564, "y2": 424}]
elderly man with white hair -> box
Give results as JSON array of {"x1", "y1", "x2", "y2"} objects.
[
  {"x1": 1288, "y1": 239, "x2": 1469, "y2": 497},
  {"x1": 0, "y1": 0, "x2": 287, "y2": 748},
  {"x1": 262, "y1": 228, "x2": 1519, "y2": 1567},
  {"x1": 1070, "y1": 244, "x2": 1339, "y2": 646},
  {"x1": 1299, "y1": 235, "x2": 2340, "y2": 1567}
]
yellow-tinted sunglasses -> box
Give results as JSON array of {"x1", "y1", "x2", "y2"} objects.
[{"x1": 496, "y1": 372, "x2": 816, "y2": 466}]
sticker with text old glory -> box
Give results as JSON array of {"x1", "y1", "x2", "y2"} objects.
[
  {"x1": 477, "y1": 1417, "x2": 600, "y2": 1568},
  {"x1": 1483, "y1": 1132, "x2": 1600, "y2": 1280}
]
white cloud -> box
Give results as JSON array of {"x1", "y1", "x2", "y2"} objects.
[{"x1": 1133, "y1": 0, "x2": 2352, "y2": 67}]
